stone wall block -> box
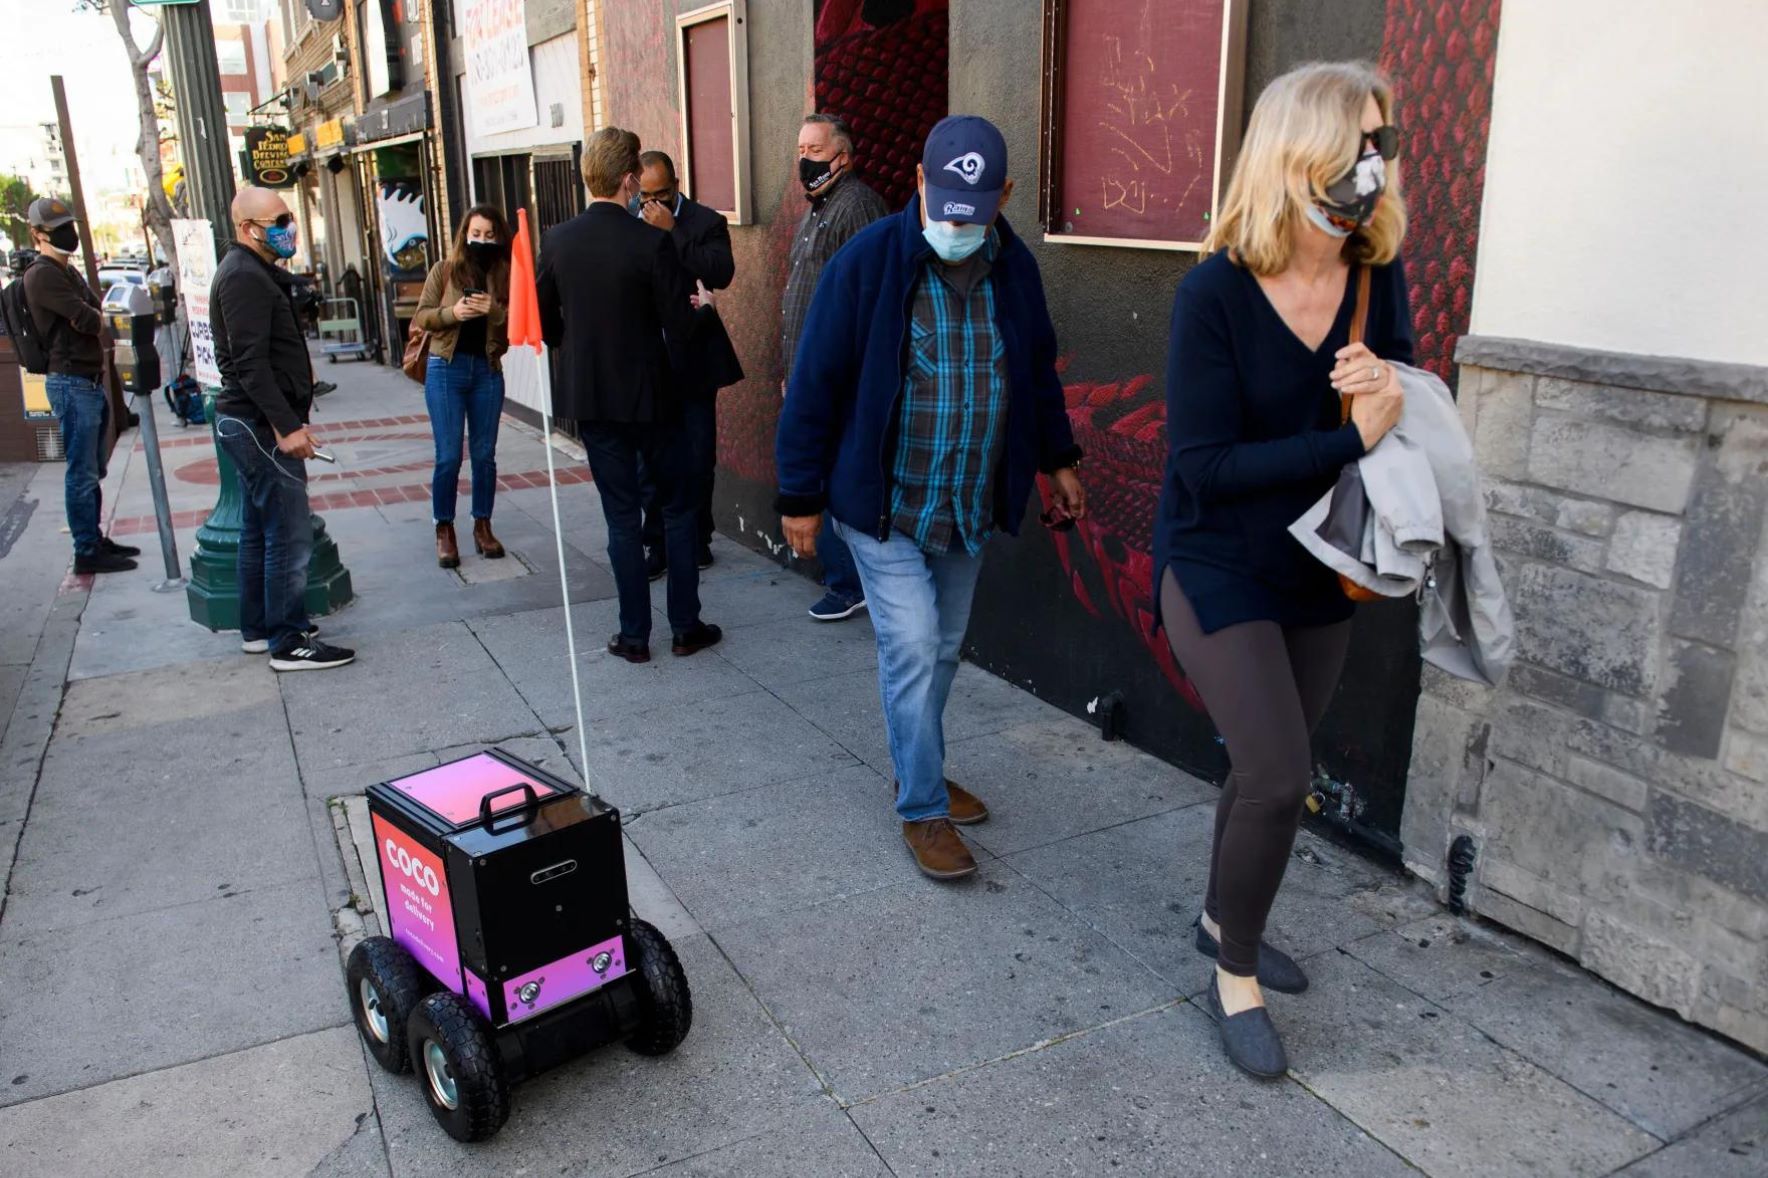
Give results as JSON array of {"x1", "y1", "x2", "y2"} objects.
[
  {"x1": 1723, "y1": 729, "x2": 1768, "y2": 786},
  {"x1": 1646, "y1": 792, "x2": 1768, "y2": 904},
  {"x1": 1480, "y1": 760, "x2": 1645, "y2": 904},
  {"x1": 1473, "y1": 888, "x2": 1581, "y2": 955},
  {"x1": 1571, "y1": 718, "x2": 1768, "y2": 831},
  {"x1": 1480, "y1": 857, "x2": 1587, "y2": 927},
  {"x1": 1629, "y1": 856, "x2": 1768, "y2": 942},
  {"x1": 1668, "y1": 406, "x2": 1768, "y2": 646},
  {"x1": 1508, "y1": 662, "x2": 1605, "y2": 721},
  {"x1": 1564, "y1": 753, "x2": 1650, "y2": 812},
  {"x1": 1399, "y1": 694, "x2": 1482, "y2": 860},
  {"x1": 1484, "y1": 479, "x2": 1614, "y2": 537},
  {"x1": 1600, "y1": 694, "x2": 1656, "y2": 736},
  {"x1": 1606, "y1": 511, "x2": 1682, "y2": 589},
  {"x1": 1534, "y1": 377, "x2": 1710, "y2": 432},
  {"x1": 1654, "y1": 640, "x2": 1736, "y2": 759},
  {"x1": 1582, "y1": 908, "x2": 1702, "y2": 1018},
  {"x1": 1489, "y1": 514, "x2": 1608, "y2": 575},
  {"x1": 1512, "y1": 562, "x2": 1662, "y2": 696},
  {"x1": 1473, "y1": 369, "x2": 1534, "y2": 480},
  {"x1": 1489, "y1": 695, "x2": 1574, "y2": 776},
  {"x1": 1527, "y1": 414, "x2": 1699, "y2": 514}
]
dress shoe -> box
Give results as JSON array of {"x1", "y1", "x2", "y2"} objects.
[
  {"x1": 696, "y1": 546, "x2": 714, "y2": 570},
  {"x1": 435, "y1": 522, "x2": 460, "y2": 569},
  {"x1": 1207, "y1": 974, "x2": 1289, "y2": 1079},
  {"x1": 1194, "y1": 918, "x2": 1309, "y2": 994},
  {"x1": 101, "y1": 535, "x2": 141, "y2": 557},
  {"x1": 891, "y1": 778, "x2": 989, "y2": 825},
  {"x1": 901, "y1": 818, "x2": 977, "y2": 880},
  {"x1": 645, "y1": 549, "x2": 667, "y2": 581},
  {"x1": 671, "y1": 621, "x2": 722, "y2": 656},
  {"x1": 607, "y1": 633, "x2": 650, "y2": 664},
  {"x1": 472, "y1": 518, "x2": 504, "y2": 558}
]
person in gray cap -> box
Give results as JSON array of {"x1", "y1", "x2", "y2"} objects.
[
  {"x1": 776, "y1": 115, "x2": 1086, "y2": 881},
  {"x1": 22, "y1": 197, "x2": 140, "y2": 574}
]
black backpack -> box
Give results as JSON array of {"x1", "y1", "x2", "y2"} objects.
[
  {"x1": 164, "y1": 373, "x2": 205, "y2": 426},
  {"x1": 0, "y1": 262, "x2": 52, "y2": 374}
]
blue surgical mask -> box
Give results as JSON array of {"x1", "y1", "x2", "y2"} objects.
[
  {"x1": 627, "y1": 195, "x2": 642, "y2": 217},
  {"x1": 263, "y1": 223, "x2": 298, "y2": 259},
  {"x1": 923, "y1": 220, "x2": 987, "y2": 263}
]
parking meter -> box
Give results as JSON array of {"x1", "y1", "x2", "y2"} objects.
[{"x1": 103, "y1": 282, "x2": 160, "y2": 394}]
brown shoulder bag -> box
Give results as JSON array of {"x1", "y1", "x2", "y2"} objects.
[{"x1": 1336, "y1": 265, "x2": 1384, "y2": 604}]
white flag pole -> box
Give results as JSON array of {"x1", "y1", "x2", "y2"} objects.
[{"x1": 532, "y1": 342, "x2": 594, "y2": 796}]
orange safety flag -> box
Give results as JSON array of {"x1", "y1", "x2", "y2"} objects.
[{"x1": 506, "y1": 208, "x2": 543, "y2": 351}]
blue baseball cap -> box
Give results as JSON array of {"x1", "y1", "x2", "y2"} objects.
[{"x1": 921, "y1": 115, "x2": 1007, "y2": 225}]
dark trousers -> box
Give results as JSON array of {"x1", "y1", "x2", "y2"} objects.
[
  {"x1": 640, "y1": 389, "x2": 716, "y2": 555},
  {"x1": 217, "y1": 415, "x2": 314, "y2": 652},
  {"x1": 580, "y1": 420, "x2": 701, "y2": 641},
  {"x1": 1159, "y1": 569, "x2": 1352, "y2": 978}
]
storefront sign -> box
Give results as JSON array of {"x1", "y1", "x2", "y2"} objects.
[
  {"x1": 244, "y1": 127, "x2": 295, "y2": 188},
  {"x1": 286, "y1": 131, "x2": 308, "y2": 158},
  {"x1": 315, "y1": 118, "x2": 349, "y2": 151},
  {"x1": 171, "y1": 219, "x2": 221, "y2": 388},
  {"x1": 461, "y1": 0, "x2": 538, "y2": 134}
]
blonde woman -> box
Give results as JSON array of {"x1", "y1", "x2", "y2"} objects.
[{"x1": 1153, "y1": 61, "x2": 1410, "y2": 1077}]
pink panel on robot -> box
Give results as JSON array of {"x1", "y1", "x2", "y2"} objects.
[
  {"x1": 501, "y1": 935, "x2": 630, "y2": 1025},
  {"x1": 387, "y1": 752, "x2": 559, "y2": 825}
]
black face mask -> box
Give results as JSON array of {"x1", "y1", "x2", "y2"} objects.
[
  {"x1": 465, "y1": 240, "x2": 505, "y2": 268},
  {"x1": 47, "y1": 224, "x2": 80, "y2": 253},
  {"x1": 799, "y1": 155, "x2": 842, "y2": 197}
]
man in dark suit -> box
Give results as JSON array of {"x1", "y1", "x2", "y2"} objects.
[
  {"x1": 634, "y1": 150, "x2": 745, "y2": 576},
  {"x1": 537, "y1": 127, "x2": 721, "y2": 664}
]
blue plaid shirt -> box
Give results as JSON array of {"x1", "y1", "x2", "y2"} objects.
[{"x1": 888, "y1": 237, "x2": 1009, "y2": 556}]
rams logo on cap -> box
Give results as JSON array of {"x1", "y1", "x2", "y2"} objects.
[
  {"x1": 943, "y1": 201, "x2": 976, "y2": 217},
  {"x1": 943, "y1": 152, "x2": 986, "y2": 185}
]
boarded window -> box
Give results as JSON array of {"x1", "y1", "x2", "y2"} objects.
[
  {"x1": 1039, "y1": 0, "x2": 1247, "y2": 250},
  {"x1": 682, "y1": 15, "x2": 736, "y2": 214}
]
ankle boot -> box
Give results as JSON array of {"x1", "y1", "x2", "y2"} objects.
[
  {"x1": 436, "y1": 522, "x2": 460, "y2": 568},
  {"x1": 473, "y1": 518, "x2": 504, "y2": 558}
]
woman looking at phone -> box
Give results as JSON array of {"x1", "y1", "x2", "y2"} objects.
[{"x1": 414, "y1": 204, "x2": 513, "y2": 568}]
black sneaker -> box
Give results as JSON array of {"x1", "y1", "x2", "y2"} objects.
[
  {"x1": 242, "y1": 625, "x2": 320, "y2": 655},
  {"x1": 312, "y1": 379, "x2": 338, "y2": 397},
  {"x1": 73, "y1": 550, "x2": 137, "y2": 575},
  {"x1": 101, "y1": 536, "x2": 142, "y2": 557},
  {"x1": 645, "y1": 550, "x2": 667, "y2": 582},
  {"x1": 269, "y1": 638, "x2": 356, "y2": 672}
]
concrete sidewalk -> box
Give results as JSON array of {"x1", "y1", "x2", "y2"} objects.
[{"x1": 0, "y1": 356, "x2": 1762, "y2": 1177}]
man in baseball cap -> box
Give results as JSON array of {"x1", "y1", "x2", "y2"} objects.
[
  {"x1": 21, "y1": 196, "x2": 141, "y2": 573},
  {"x1": 776, "y1": 114, "x2": 1086, "y2": 881}
]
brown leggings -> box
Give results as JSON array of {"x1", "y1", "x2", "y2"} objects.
[{"x1": 1160, "y1": 569, "x2": 1352, "y2": 977}]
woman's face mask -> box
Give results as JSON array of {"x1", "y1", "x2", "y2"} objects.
[{"x1": 1306, "y1": 141, "x2": 1390, "y2": 238}]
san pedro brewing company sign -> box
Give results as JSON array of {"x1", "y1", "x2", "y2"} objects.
[{"x1": 245, "y1": 127, "x2": 295, "y2": 188}]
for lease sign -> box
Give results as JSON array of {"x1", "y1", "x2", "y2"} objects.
[{"x1": 461, "y1": 0, "x2": 538, "y2": 135}]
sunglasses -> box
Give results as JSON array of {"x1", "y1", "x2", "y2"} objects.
[
  {"x1": 1361, "y1": 124, "x2": 1400, "y2": 161},
  {"x1": 253, "y1": 213, "x2": 294, "y2": 229}
]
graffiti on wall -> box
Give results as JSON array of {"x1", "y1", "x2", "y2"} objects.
[{"x1": 377, "y1": 180, "x2": 429, "y2": 278}]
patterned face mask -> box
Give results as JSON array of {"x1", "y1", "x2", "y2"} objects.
[{"x1": 1307, "y1": 149, "x2": 1387, "y2": 237}]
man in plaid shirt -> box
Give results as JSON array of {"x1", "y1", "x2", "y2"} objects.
[
  {"x1": 776, "y1": 117, "x2": 1086, "y2": 881},
  {"x1": 782, "y1": 113, "x2": 887, "y2": 623}
]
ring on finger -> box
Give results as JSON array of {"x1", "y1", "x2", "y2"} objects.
[{"x1": 1368, "y1": 364, "x2": 1381, "y2": 382}]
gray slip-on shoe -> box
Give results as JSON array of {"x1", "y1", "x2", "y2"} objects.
[{"x1": 1206, "y1": 974, "x2": 1289, "y2": 1079}]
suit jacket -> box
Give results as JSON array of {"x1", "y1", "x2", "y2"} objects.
[
  {"x1": 667, "y1": 195, "x2": 745, "y2": 394},
  {"x1": 537, "y1": 202, "x2": 693, "y2": 424}
]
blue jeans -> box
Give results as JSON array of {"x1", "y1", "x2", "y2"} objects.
[
  {"x1": 45, "y1": 373, "x2": 109, "y2": 557},
  {"x1": 835, "y1": 520, "x2": 986, "y2": 822},
  {"x1": 424, "y1": 352, "x2": 504, "y2": 522},
  {"x1": 216, "y1": 415, "x2": 313, "y2": 652},
  {"x1": 580, "y1": 420, "x2": 701, "y2": 641},
  {"x1": 818, "y1": 513, "x2": 863, "y2": 603}
]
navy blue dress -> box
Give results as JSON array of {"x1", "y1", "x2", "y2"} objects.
[{"x1": 1153, "y1": 251, "x2": 1415, "y2": 635}]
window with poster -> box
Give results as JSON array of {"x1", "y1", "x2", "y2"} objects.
[
  {"x1": 1037, "y1": 0, "x2": 1248, "y2": 251},
  {"x1": 675, "y1": 1, "x2": 752, "y2": 224}
]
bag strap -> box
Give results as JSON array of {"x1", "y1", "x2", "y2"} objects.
[{"x1": 1339, "y1": 264, "x2": 1373, "y2": 426}]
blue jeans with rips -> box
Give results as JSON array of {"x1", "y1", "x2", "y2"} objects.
[
  {"x1": 45, "y1": 373, "x2": 109, "y2": 557},
  {"x1": 834, "y1": 520, "x2": 986, "y2": 822},
  {"x1": 424, "y1": 352, "x2": 504, "y2": 523},
  {"x1": 216, "y1": 415, "x2": 313, "y2": 653}
]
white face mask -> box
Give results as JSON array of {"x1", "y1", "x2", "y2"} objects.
[{"x1": 923, "y1": 220, "x2": 987, "y2": 263}]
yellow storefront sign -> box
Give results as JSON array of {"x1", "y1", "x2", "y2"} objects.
[
  {"x1": 286, "y1": 131, "x2": 308, "y2": 156},
  {"x1": 315, "y1": 119, "x2": 346, "y2": 150}
]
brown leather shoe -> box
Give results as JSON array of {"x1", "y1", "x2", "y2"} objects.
[
  {"x1": 435, "y1": 522, "x2": 460, "y2": 569},
  {"x1": 902, "y1": 818, "x2": 977, "y2": 880},
  {"x1": 472, "y1": 518, "x2": 505, "y2": 558},
  {"x1": 607, "y1": 633, "x2": 650, "y2": 664},
  {"x1": 890, "y1": 778, "x2": 990, "y2": 825}
]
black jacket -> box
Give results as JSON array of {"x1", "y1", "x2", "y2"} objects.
[
  {"x1": 212, "y1": 244, "x2": 312, "y2": 435},
  {"x1": 21, "y1": 257, "x2": 104, "y2": 380},
  {"x1": 537, "y1": 202, "x2": 694, "y2": 424},
  {"x1": 666, "y1": 196, "x2": 744, "y2": 394}
]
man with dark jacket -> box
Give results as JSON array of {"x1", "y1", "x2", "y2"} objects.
[
  {"x1": 21, "y1": 197, "x2": 140, "y2": 573},
  {"x1": 776, "y1": 117, "x2": 1086, "y2": 881},
  {"x1": 212, "y1": 186, "x2": 354, "y2": 671},
  {"x1": 634, "y1": 149, "x2": 744, "y2": 574},
  {"x1": 783, "y1": 113, "x2": 887, "y2": 622},
  {"x1": 538, "y1": 127, "x2": 721, "y2": 664}
]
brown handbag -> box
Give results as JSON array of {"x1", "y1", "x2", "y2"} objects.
[
  {"x1": 401, "y1": 318, "x2": 431, "y2": 384},
  {"x1": 1335, "y1": 265, "x2": 1384, "y2": 604}
]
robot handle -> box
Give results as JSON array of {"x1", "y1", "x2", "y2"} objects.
[{"x1": 477, "y1": 782, "x2": 540, "y2": 827}]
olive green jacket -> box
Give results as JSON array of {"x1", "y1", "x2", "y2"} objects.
[{"x1": 413, "y1": 261, "x2": 510, "y2": 371}]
